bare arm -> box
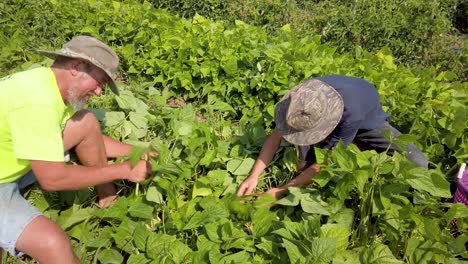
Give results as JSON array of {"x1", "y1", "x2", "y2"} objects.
[
  {"x1": 102, "y1": 135, "x2": 133, "y2": 158},
  {"x1": 266, "y1": 162, "x2": 321, "y2": 199},
  {"x1": 30, "y1": 159, "x2": 151, "y2": 191},
  {"x1": 237, "y1": 129, "x2": 283, "y2": 196}
]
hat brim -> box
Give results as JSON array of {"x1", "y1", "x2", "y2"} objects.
[
  {"x1": 37, "y1": 49, "x2": 120, "y2": 96},
  {"x1": 275, "y1": 79, "x2": 344, "y2": 146}
]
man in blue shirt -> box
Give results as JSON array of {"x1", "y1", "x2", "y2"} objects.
[{"x1": 236, "y1": 75, "x2": 428, "y2": 199}]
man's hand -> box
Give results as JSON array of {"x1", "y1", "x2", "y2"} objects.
[
  {"x1": 265, "y1": 187, "x2": 287, "y2": 200},
  {"x1": 98, "y1": 194, "x2": 118, "y2": 208},
  {"x1": 127, "y1": 160, "x2": 152, "y2": 183},
  {"x1": 236, "y1": 177, "x2": 259, "y2": 196},
  {"x1": 141, "y1": 151, "x2": 158, "y2": 161}
]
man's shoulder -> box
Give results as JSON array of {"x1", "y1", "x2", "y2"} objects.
[
  {"x1": 1, "y1": 67, "x2": 61, "y2": 113},
  {"x1": 1, "y1": 67, "x2": 50, "y2": 82}
]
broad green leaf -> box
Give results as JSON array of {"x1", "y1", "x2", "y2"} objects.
[
  {"x1": 97, "y1": 248, "x2": 124, "y2": 264},
  {"x1": 221, "y1": 56, "x2": 238, "y2": 76},
  {"x1": 197, "y1": 234, "x2": 221, "y2": 251},
  {"x1": 452, "y1": 107, "x2": 466, "y2": 135},
  {"x1": 145, "y1": 233, "x2": 176, "y2": 260},
  {"x1": 405, "y1": 168, "x2": 451, "y2": 197},
  {"x1": 423, "y1": 218, "x2": 441, "y2": 241},
  {"x1": 328, "y1": 208, "x2": 355, "y2": 230},
  {"x1": 313, "y1": 170, "x2": 334, "y2": 187},
  {"x1": 146, "y1": 234, "x2": 192, "y2": 262},
  {"x1": 184, "y1": 205, "x2": 228, "y2": 230},
  {"x1": 444, "y1": 203, "x2": 468, "y2": 222},
  {"x1": 57, "y1": 207, "x2": 92, "y2": 230},
  {"x1": 276, "y1": 192, "x2": 301, "y2": 206},
  {"x1": 360, "y1": 242, "x2": 403, "y2": 264},
  {"x1": 175, "y1": 120, "x2": 193, "y2": 136},
  {"x1": 170, "y1": 241, "x2": 193, "y2": 263},
  {"x1": 334, "y1": 173, "x2": 355, "y2": 201},
  {"x1": 332, "y1": 250, "x2": 360, "y2": 264},
  {"x1": 146, "y1": 186, "x2": 164, "y2": 204},
  {"x1": 105, "y1": 111, "x2": 125, "y2": 127},
  {"x1": 93, "y1": 196, "x2": 130, "y2": 220},
  {"x1": 204, "y1": 222, "x2": 222, "y2": 242},
  {"x1": 448, "y1": 234, "x2": 468, "y2": 255},
  {"x1": 206, "y1": 169, "x2": 230, "y2": 186},
  {"x1": 133, "y1": 223, "x2": 149, "y2": 252},
  {"x1": 192, "y1": 180, "x2": 213, "y2": 198},
  {"x1": 310, "y1": 238, "x2": 337, "y2": 263},
  {"x1": 127, "y1": 254, "x2": 151, "y2": 264},
  {"x1": 86, "y1": 238, "x2": 112, "y2": 249},
  {"x1": 405, "y1": 238, "x2": 448, "y2": 264},
  {"x1": 300, "y1": 195, "x2": 330, "y2": 215},
  {"x1": 115, "y1": 90, "x2": 138, "y2": 110},
  {"x1": 333, "y1": 141, "x2": 355, "y2": 172},
  {"x1": 282, "y1": 239, "x2": 306, "y2": 264},
  {"x1": 226, "y1": 158, "x2": 255, "y2": 175},
  {"x1": 252, "y1": 206, "x2": 275, "y2": 237},
  {"x1": 128, "y1": 201, "x2": 154, "y2": 219},
  {"x1": 113, "y1": 220, "x2": 135, "y2": 254},
  {"x1": 208, "y1": 249, "x2": 224, "y2": 264},
  {"x1": 129, "y1": 112, "x2": 148, "y2": 128},
  {"x1": 199, "y1": 149, "x2": 217, "y2": 166},
  {"x1": 128, "y1": 145, "x2": 148, "y2": 167},
  {"x1": 221, "y1": 236, "x2": 255, "y2": 252},
  {"x1": 220, "y1": 251, "x2": 251, "y2": 263},
  {"x1": 206, "y1": 101, "x2": 235, "y2": 113},
  {"x1": 85, "y1": 226, "x2": 113, "y2": 249},
  {"x1": 256, "y1": 239, "x2": 274, "y2": 255},
  {"x1": 320, "y1": 224, "x2": 350, "y2": 252},
  {"x1": 354, "y1": 169, "x2": 370, "y2": 195},
  {"x1": 394, "y1": 134, "x2": 420, "y2": 150},
  {"x1": 356, "y1": 150, "x2": 373, "y2": 168}
]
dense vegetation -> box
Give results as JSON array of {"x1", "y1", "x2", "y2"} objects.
[
  {"x1": 151, "y1": 0, "x2": 468, "y2": 81},
  {"x1": 0, "y1": 0, "x2": 467, "y2": 263}
]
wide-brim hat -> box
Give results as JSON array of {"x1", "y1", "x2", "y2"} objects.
[
  {"x1": 275, "y1": 79, "x2": 344, "y2": 146},
  {"x1": 37, "y1": 35, "x2": 120, "y2": 95}
]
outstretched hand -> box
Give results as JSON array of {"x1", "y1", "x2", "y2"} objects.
[{"x1": 236, "y1": 177, "x2": 259, "y2": 196}]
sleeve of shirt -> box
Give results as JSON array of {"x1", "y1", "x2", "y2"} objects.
[
  {"x1": 323, "y1": 120, "x2": 362, "y2": 149},
  {"x1": 9, "y1": 105, "x2": 65, "y2": 162}
]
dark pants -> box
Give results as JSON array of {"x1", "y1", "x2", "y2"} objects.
[
  {"x1": 298, "y1": 122, "x2": 428, "y2": 171},
  {"x1": 353, "y1": 122, "x2": 428, "y2": 169}
]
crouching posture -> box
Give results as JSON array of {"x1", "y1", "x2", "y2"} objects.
[
  {"x1": 237, "y1": 75, "x2": 428, "y2": 199},
  {"x1": 0, "y1": 36, "x2": 152, "y2": 263}
]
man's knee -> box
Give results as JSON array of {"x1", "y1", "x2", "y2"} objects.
[
  {"x1": 41, "y1": 231, "x2": 73, "y2": 253},
  {"x1": 69, "y1": 110, "x2": 101, "y2": 132},
  {"x1": 16, "y1": 216, "x2": 74, "y2": 258}
]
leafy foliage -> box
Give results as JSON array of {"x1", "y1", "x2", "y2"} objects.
[
  {"x1": 147, "y1": 0, "x2": 467, "y2": 80},
  {"x1": 1, "y1": 0, "x2": 467, "y2": 263}
]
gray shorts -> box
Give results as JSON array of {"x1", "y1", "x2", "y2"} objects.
[{"x1": 0, "y1": 170, "x2": 41, "y2": 257}]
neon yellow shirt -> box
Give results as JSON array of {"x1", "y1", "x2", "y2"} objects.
[{"x1": 0, "y1": 67, "x2": 74, "y2": 183}]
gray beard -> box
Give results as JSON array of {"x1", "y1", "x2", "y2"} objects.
[{"x1": 67, "y1": 86, "x2": 86, "y2": 111}]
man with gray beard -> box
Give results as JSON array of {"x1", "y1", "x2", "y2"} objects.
[{"x1": 0, "y1": 36, "x2": 153, "y2": 263}]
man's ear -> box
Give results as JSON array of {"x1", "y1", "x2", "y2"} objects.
[{"x1": 69, "y1": 59, "x2": 86, "y2": 77}]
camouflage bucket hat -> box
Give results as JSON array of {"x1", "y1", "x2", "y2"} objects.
[
  {"x1": 274, "y1": 79, "x2": 344, "y2": 146},
  {"x1": 37, "y1": 35, "x2": 120, "y2": 95}
]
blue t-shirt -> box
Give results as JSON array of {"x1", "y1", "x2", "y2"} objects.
[{"x1": 298, "y1": 75, "x2": 390, "y2": 162}]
